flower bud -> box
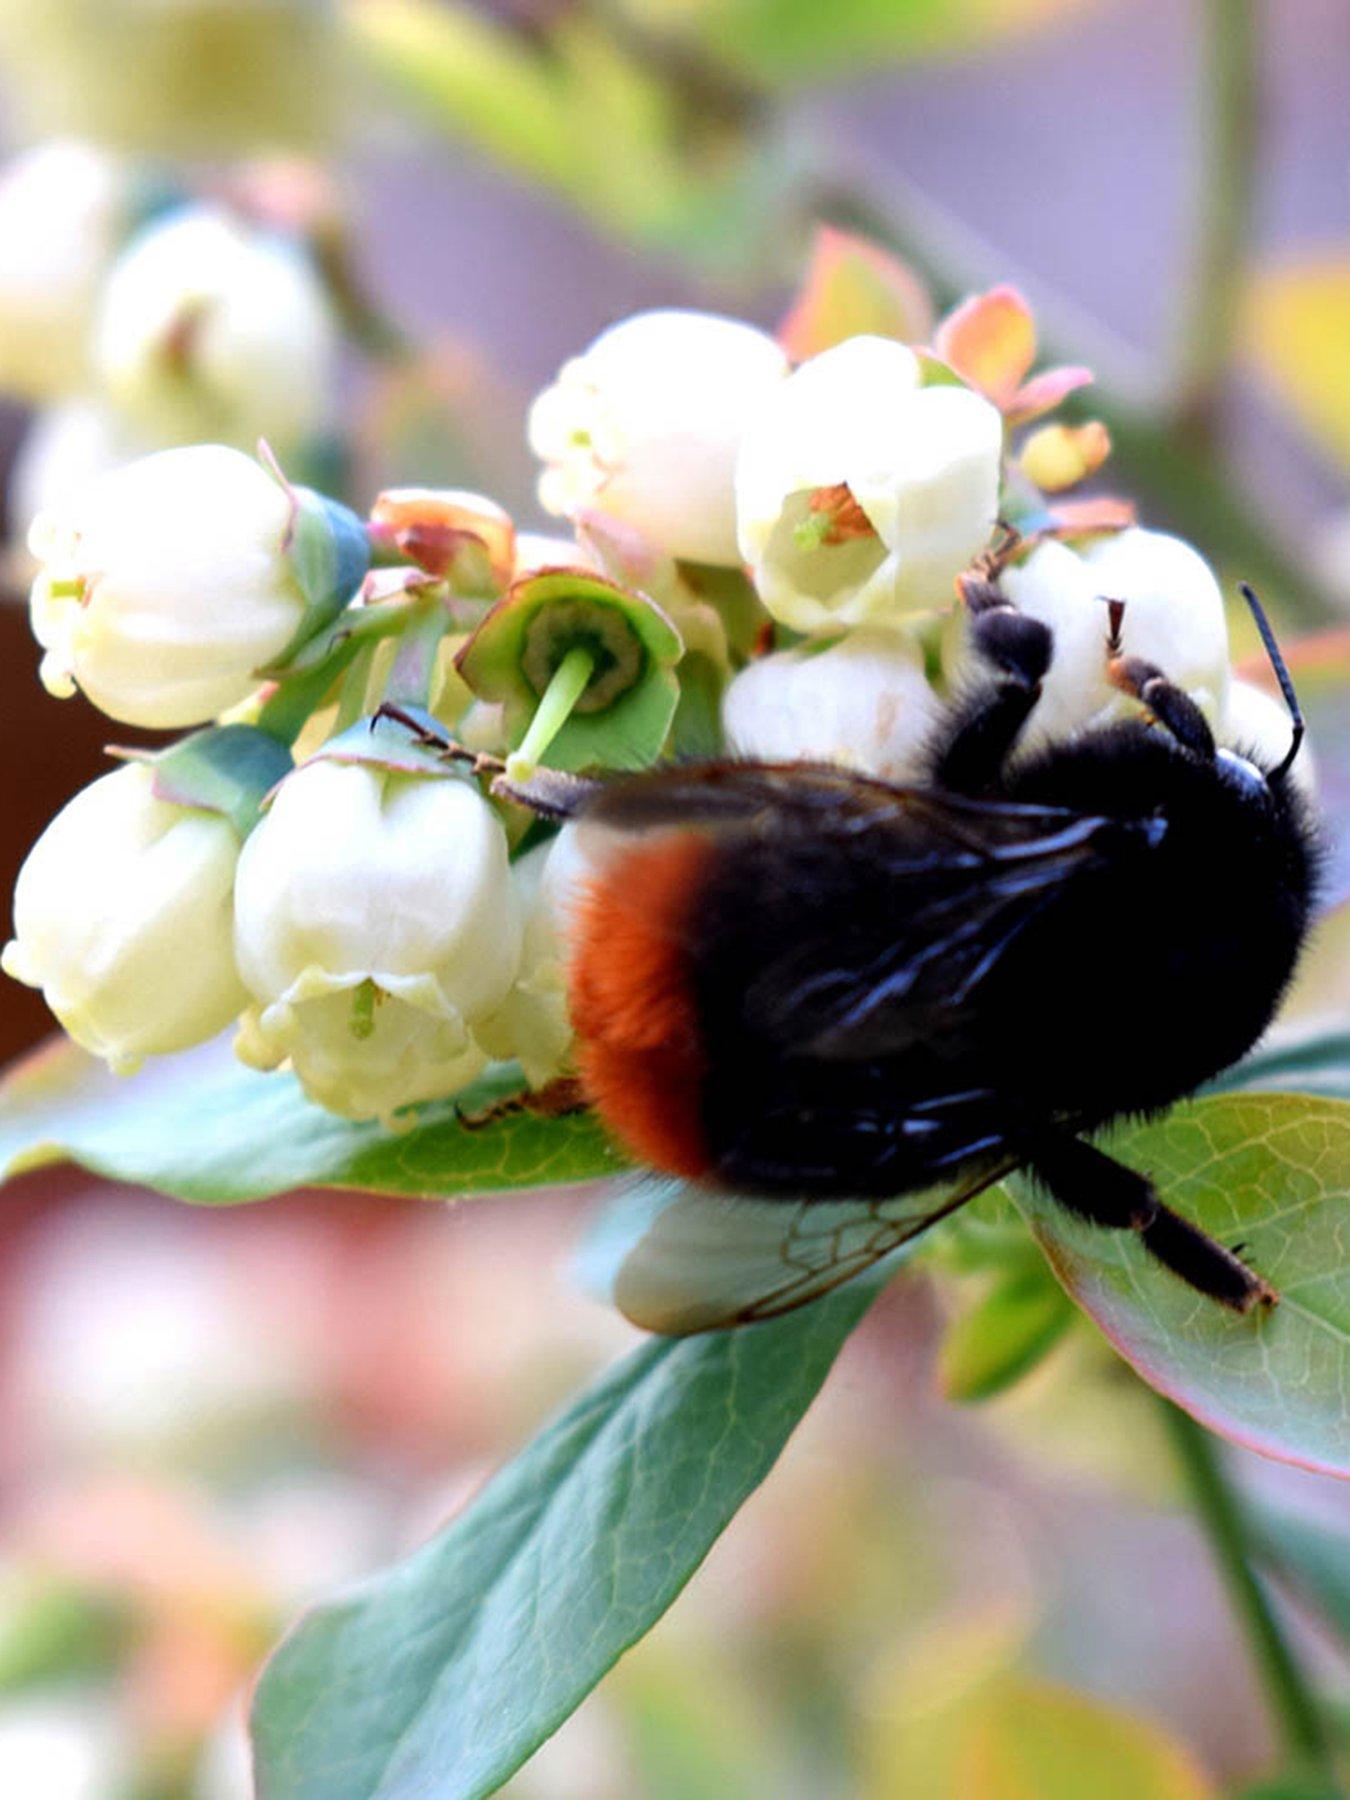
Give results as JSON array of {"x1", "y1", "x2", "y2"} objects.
[
  {"x1": 528, "y1": 310, "x2": 788, "y2": 567},
  {"x1": 955, "y1": 528, "x2": 1230, "y2": 750},
  {"x1": 724, "y1": 629, "x2": 942, "y2": 780},
  {"x1": 0, "y1": 141, "x2": 124, "y2": 401},
  {"x1": 92, "y1": 205, "x2": 338, "y2": 453},
  {"x1": 477, "y1": 825, "x2": 591, "y2": 1086},
  {"x1": 3, "y1": 762, "x2": 247, "y2": 1070},
  {"x1": 735, "y1": 336, "x2": 1003, "y2": 633},
  {"x1": 370, "y1": 487, "x2": 515, "y2": 593},
  {"x1": 29, "y1": 444, "x2": 365, "y2": 728},
  {"x1": 233, "y1": 758, "x2": 523, "y2": 1122}
]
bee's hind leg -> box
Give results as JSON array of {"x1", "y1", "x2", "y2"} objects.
[{"x1": 1027, "y1": 1131, "x2": 1277, "y2": 1313}]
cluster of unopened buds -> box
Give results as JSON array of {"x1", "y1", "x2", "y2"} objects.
[
  {"x1": 4, "y1": 259, "x2": 1314, "y2": 1125},
  {"x1": 0, "y1": 138, "x2": 343, "y2": 556}
]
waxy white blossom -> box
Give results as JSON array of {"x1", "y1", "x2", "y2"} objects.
[
  {"x1": 724, "y1": 629, "x2": 943, "y2": 781},
  {"x1": 529, "y1": 309, "x2": 788, "y2": 567},
  {"x1": 1223, "y1": 678, "x2": 1316, "y2": 798},
  {"x1": 7, "y1": 398, "x2": 144, "y2": 550},
  {"x1": 0, "y1": 140, "x2": 124, "y2": 401},
  {"x1": 233, "y1": 759, "x2": 522, "y2": 1122},
  {"x1": 735, "y1": 335, "x2": 1003, "y2": 633},
  {"x1": 92, "y1": 204, "x2": 337, "y2": 452},
  {"x1": 964, "y1": 528, "x2": 1231, "y2": 750},
  {"x1": 2, "y1": 762, "x2": 247, "y2": 1070},
  {"x1": 478, "y1": 825, "x2": 591, "y2": 1086},
  {"x1": 29, "y1": 444, "x2": 315, "y2": 728}
]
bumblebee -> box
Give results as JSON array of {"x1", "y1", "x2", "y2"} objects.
[{"x1": 389, "y1": 560, "x2": 1319, "y2": 1316}]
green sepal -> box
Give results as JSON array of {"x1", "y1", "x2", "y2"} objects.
[
  {"x1": 307, "y1": 710, "x2": 467, "y2": 780},
  {"x1": 675, "y1": 562, "x2": 766, "y2": 662},
  {"x1": 913, "y1": 349, "x2": 969, "y2": 389},
  {"x1": 273, "y1": 485, "x2": 371, "y2": 666},
  {"x1": 668, "y1": 650, "x2": 727, "y2": 759},
  {"x1": 132, "y1": 724, "x2": 294, "y2": 840},
  {"x1": 458, "y1": 568, "x2": 683, "y2": 772}
]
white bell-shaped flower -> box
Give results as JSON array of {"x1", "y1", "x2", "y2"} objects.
[
  {"x1": 724, "y1": 629, "x2": 943, "y2": 781},
  {"x1": 957, "y1": 528, "x2": 1230, "y2": 750},
  {"x1": 233, "y1": 758, "x2": 523, "y2": 1122},
  {"x1": 736, "y1": 335, "x2": 1003, "y2": 633},
  {"x1": 7, "y1": 398, "x2": 145, "y2": 552},
  {"x1": 529, "y1": 310, "x2": 788, "y2": 567},
  {"x1": 0, "y1": 140, "x2": 124, "y2": 401},
  {"x1": 92, "y1": 204, "x2": 337, "y2": 452},
  {"x1": 477, "y1": 825, "x2": 592, "y2": 1086},
  {"x1": 2, "y1": 761, "x2": 247, "y2": 1071},
  {"x1": 1223, "y1": 678, "x2": 1316, "y2": 799},
  {"x1": 29, "y1": 444, "x2": 331, "y2": 728}
]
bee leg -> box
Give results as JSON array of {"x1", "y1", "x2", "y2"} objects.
[
  {"x1": 934, "y1": 626, "x2": 1051, "y2": 797},
  {"x1": 457, "y1": 1076, "x2": 588, "y2": 1130},
  {"x1": 372, "y1": 702, "x2": 599, "y2": 820},
  {"x1": 935, "y1": 564, "x2": 1052, "y2": 794},
  {"x1": 1027, "y1": 1132, "x2": 1277, "y2": 1313},
  {"x1": 1107, "y1": 657, "x2": 1216, "y2": 760}
]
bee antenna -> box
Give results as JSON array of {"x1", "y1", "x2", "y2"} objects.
[{"x1": 1239, "y1": 582, "x2": 1304, "y2": 782}]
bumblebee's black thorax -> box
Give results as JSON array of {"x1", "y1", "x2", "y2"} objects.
[
  {"x1": 686, "y1": 725, "x2": 1318, "y2": 1197},
  {"x1": 986, "y1": 722, "x2": 1318, "y2": 1124}
]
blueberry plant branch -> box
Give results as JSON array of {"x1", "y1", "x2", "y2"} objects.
[
  {"x1": 1171, "y1": 0, "x2": 1260, "y2": 448},
  {"x1": 1159, "y1": 1399, "x2": 1343, "y2": 1793}
]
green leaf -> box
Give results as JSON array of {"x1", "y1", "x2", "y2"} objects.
[
  {"x1": 251, "y1": 1266, "x2": 888, "y2": 1799},
  {"x1": 1012, "y1": 1093, "x2": 1350, "y2": 1476},
  {"x1": 0, "y1": 1036, "x2": 626, "y2": 1204},
  {"x1": 939, "y1": 1266, "x2": 1076, "y2": 1403}
]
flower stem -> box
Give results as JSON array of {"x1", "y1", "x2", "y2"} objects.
[
  {"x1": 1159, "y1": 1400, "x2": 1341, "y2": 1789},
  {"x1": 255, "y1": 648, "x2": 356, "y2": 746},
  {"x1": 384, "y1": 595, "x2": 450, "y2": 708},
  {"x1": 510, "y1": 647, "x2": 594, "y2": 774},
  {"x1": 335, "y1": 641, "x2": 378, "y2": 734},
  {"x1": 1171, "y1": 0, "x2": 1260, "y2": 447}
]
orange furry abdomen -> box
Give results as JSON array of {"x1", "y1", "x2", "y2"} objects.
[{"x1": 569, "y1": 834, "x2": 712, "y2": 1179}]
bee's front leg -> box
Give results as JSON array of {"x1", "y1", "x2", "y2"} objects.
[{"x1": 933, "y1": 557, "x2": 1051, "y2": 795}]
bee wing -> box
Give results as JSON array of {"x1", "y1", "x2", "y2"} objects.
[
  {"x1": 752, "y1": 812, "x2": 1117, "y2": 1062},
  {"x1": 583, "y1": 758, "x2": 1129, "y2": 1066},
  {"x1": 585, "y1": 758, "x2": 1081, "y2": 844},
  {"x1": 577, "y1": 1164, "x2": 1014, "y2": 1335}
]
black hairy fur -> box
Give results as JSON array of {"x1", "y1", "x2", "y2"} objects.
[{"x1": 575, "y1": 599, "x2": 1320, "y2": 1311}]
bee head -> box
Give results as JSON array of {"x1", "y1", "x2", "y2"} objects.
[{"x1": 1214, "y1": 746, "x2": 1269, "y2": 801}]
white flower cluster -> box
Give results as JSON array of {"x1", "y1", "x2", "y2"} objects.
[
  {"x1": 0, "y1": 140, "x2": 338, "y2": 549},
  {"x1": 5, "y1": 293, "x2": 1313, "y2": 1127}
]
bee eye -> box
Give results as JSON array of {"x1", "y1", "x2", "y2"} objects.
[{"x1": 1215, "y1": 747, "x2": 1268, "y2": 798}]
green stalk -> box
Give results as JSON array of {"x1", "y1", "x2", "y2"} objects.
[
  {"x1": 1171, "y1": 0, "x2": 1260, "y2": 447},
  {"x1": 334, "y1": 641, "x2": 378, "y2": 734},
  {"x1": 1159, "y1": 1400, "x2": 1342, "y2": 1791},
  {"x1": 510, "y1": 647, "x2": 595, "y2": 773},
  {"x1": 384, "y1": 595, "x2": 451, "y2": 708},
  {"x1": 255, "y1": 645, "x2": 357, "y2": 745}
]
